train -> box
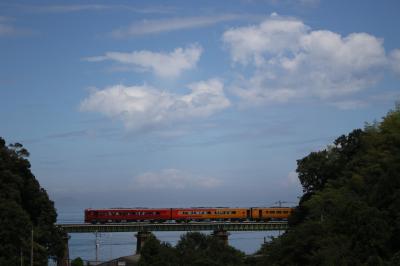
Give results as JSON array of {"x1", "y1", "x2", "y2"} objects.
[{"x1": 84, "y1": 207, "x2": 294, "y2": 224}]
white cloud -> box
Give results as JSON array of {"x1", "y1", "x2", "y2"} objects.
[
  {"x1": 329, "y1": 100, "x2": 368, "y2": 110},
  {"x1": 111, "y1": 14, "x2": 244, "y2": 37},
  {"x1": 265, "y1": 0, "x2": 320, "y2": 7},
  {"x1": 132, "y1": 169, "x2": 222, "y2": 189},
  {"x1": 390, "y1": 49, "x2": 400, "y2": 76},
  {"x1": 84, "y1": 44, "x2": 202, "y2": 78},
  {"x1": 32, "y1": 4, "x2": 113, "y2": 12},
  {"x1": 5, "y1": 4, "x2": 174, "y2": 14},
  {"x1": 80, "y1": 79, "x2": 230, "y2": 130},
  {"x1": 223, "y1": 14, "x2": 308, "y2": 65},
  {"x1": 223, "y1": 14, "x2": 389, "y2": 105}
]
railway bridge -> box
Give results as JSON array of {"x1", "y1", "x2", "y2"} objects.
[{"x1": 57, "y1": 221, "x2": 288, "y2": 266}]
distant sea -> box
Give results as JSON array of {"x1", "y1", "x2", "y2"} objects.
[{"x1": 56, "y1": 207, "x2": 282, "y2": 263}]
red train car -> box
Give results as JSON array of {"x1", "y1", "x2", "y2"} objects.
[{"x1": 85, "y1": 208, "x2": 171, "y2": 223}]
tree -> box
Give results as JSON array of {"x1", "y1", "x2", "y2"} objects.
[
  {"x1": 176, "y1": 232, "x2": 245, "y2": 266},
  {"x1": 71, "y1": 257, "x2": 84, "y2": 266},
  {"x1": 138, "y1": 232, "x2": 246, "y2": 266},
  {"x1": 258, "y1": 105, "x2": 400, "y2": 265},
  {"x1": 138, "y1": 234, "x2": 178, "y2": 266},
  {"x1": 0, "y1": 137, "x2": 64, "y2": 264}
]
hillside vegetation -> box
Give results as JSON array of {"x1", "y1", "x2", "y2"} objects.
[
  {"x1": 256, "y1": 105, "x2": 400, "y2": 265},
  {"x1": 0, "y1": 138, "x2": 63, "y2": 265}
]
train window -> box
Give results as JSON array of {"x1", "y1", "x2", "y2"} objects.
[
  {"x1": 276, "y1": 211, "x2": 282, "y2": 214},
  {"x1": 232, "y1": 211, "x2": 236, "y2": 214},
  {"x1": 156, "y1": 212, "x2": 160, "y2": 215},
  {"x1": 283, "y1": 211, "x2": 288, "y2": 214},
  {"x1": 207, "y1": 211, "x2": 211, "y2": 214},
  {"x1": 270, "y1": 211, "x2": 276, "y2": 214}
]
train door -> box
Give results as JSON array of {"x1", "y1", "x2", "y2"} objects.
[
  {"x1": 246, "y1": 209, "x2": 250, "y2": 220},
  {"x1": 92, "y1": 211, "x2": 99, "y2": 223},
  {"x1": 259, "y1": 210, "x2": 262, "y2": 220}
]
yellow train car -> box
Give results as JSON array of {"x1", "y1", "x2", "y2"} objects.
[
  {"x1": 252, "y1": 207, "x2": 294, "y2": 221},
  {"x1": 212, "y1": 208, "x2": 248, "y2": 220},
  {"x1": 172, "y1": 208, "x2": 248, "y2": 221}
]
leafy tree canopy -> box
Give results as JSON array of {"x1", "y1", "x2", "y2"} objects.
[
  {"x1": 139, "y1": 232, "x2": 246, "y2": 266},
  {"x1": 0, "y1": 138, "x2": 64, "y2": 265},
  {"x1": 257, "y1": 105, "x2": 400, "y2": 265}
]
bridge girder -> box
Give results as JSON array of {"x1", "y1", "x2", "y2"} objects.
[{"x1": 58, "y1": 222, "x2": 289, "y2": 233}]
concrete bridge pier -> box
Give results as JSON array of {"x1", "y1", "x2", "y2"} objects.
[
  {"x1": 57, "y1": 234, "x2": 70, "y2": 266},
  {"x1": 212, "y1": 229, "x2": 230, "y2": 245},
  {"x1": 135, "y1": 231, "x2": 152, "y2": 254}
]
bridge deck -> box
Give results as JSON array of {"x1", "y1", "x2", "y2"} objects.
[{"x1": 58, "y1": 222, "x2": 288, "y2": 233}]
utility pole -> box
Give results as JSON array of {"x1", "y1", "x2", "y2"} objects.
[
  {"x1": 110, "y1": 233, "x2": 112, "y2": 260},
  {"x1": 30, "y1": 228, "x2": 33, "y2": 266},
  {"x1": 275, "y1": 200, "x2": 287, "y2": 207},
  {"x1": 95, "y1": 231, "x2": 99, "y2": 264}
]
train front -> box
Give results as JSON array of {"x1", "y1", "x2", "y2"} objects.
[{"x1": 84, "y1": 209, "x2": 97, "y2": 223}]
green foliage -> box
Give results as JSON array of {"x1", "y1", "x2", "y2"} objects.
[
  {"x1": 139, "y1": 234, "x2": 178, "y2": 266},
  {"x1": 138, "y1": 232, "x2": 246, "y2": 266},
  {"x1": 258, "y1": 106, "x2": 400, "y2": 265},
  {"x1": 71, "y1": 257, "x2": 85, "y2": 266},
  {"x1": 176, "y1": 232, "x2": 246, "y2": 266},
  {"x1": 0, "y1": 137, "x2": 64, "y2": 265}
]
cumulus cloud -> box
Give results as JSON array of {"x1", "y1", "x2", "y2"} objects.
[
  {"x1": 84, "y1": 44, "x2": 202, "y2": 78},
  {"x1": 80, "y1": 79, "x2": 230, "y2": 130},
  {"x1": 132, "y1": 168, "x2": 222, "y2": 189},
  {"x1": 223, "y1": 14, "x2": 308, "y2": 65},
  {"x1": 111, "y1": 14, "x2": 244, "y2": 37},
  {"x1": 223, "y1": 14, "x2": 389, "y2": 105}
]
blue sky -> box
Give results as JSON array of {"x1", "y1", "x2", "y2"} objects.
[{"x1": 1, "y1": 0, "x2": 400, "y2": 210}]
